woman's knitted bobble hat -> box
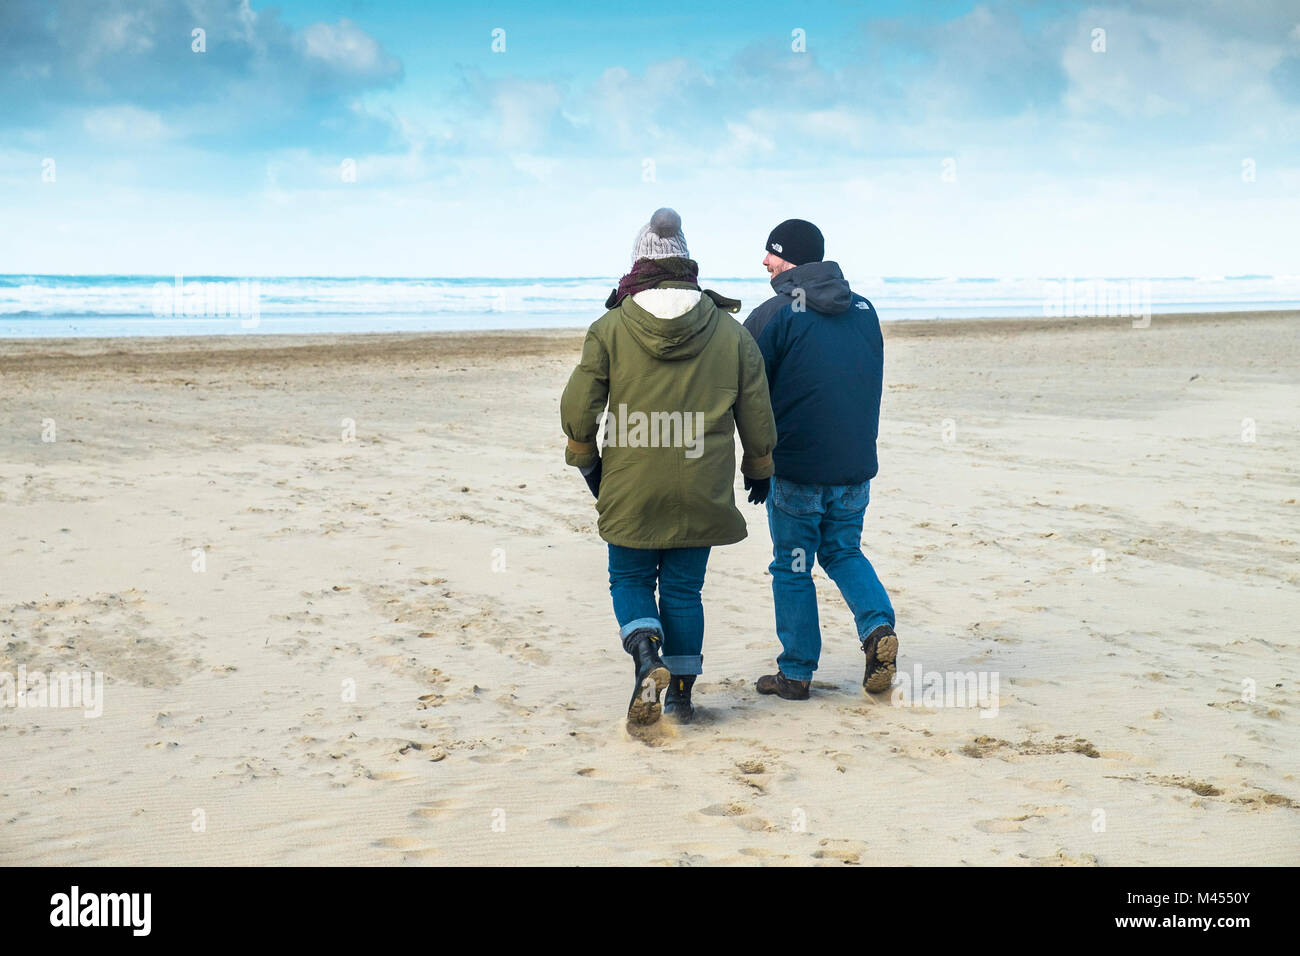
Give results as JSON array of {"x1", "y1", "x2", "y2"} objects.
[{"x1": 631, "y1": 207, "x2": 689, "y2": 266}]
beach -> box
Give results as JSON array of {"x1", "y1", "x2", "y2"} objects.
[{"x1": 1, "y1": 309, "x2": 1297, "y2": 866}]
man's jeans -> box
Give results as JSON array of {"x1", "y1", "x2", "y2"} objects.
[
  {"x1": 766, "y1": 477, "x2": 894, "y2": 681},
  {"x1": 608, "y1": 544, "x2": 711, "y2": 676}
]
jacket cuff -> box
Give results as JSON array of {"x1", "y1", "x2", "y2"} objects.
[
  {"x1": 565, "y1": 436, "x2": 599, "y2": 468},
  {"x1": 740, "y1": 452, "x2": 774, "y2": 479}
]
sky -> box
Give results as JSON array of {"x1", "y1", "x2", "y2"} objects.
[{"x1": 2, "y1": 0, "x2": 1299, "y2": 278}]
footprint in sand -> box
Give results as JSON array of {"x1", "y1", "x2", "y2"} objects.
[
  {"x1": 693, "y1": 802, "x2": 750, "y2": 819},
  {"x1": 974, "y1": 813, "x2": 1045, "y2": 833},
  {"x1": 1018, "y1": 848, "x2": 1100, "y2": 867},
  {"x1": 648, "y1": 844, "x2": 720, "y2": 866},
  {"x1": 370, "y1": 837, "x2": 443, "y2": 862},
  {"x1": 467, "y1": 745, "x2": 528, "y2": 764},
  {"x1": 546, "y1": 802, "x2": 621, "y2": 829},
  {"x1": 811, "y1": 838, "x2": 869, "y2": 864},
  {"x1": 409, "y1": 798, "x2": 468, "y2": 822},
  {"x1": 737, "y1": 847, "x2": 795, "y2": 862},
  {"x1": 689, "y1": 803, "x2": 773, "y2": 831}
]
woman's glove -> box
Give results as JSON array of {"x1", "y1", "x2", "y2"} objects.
[
  {"x1": 744, "y1": 475, "x2": 770, "y2": 505},
  {"x1": 580, "y1": 458, "x2": 602, "y2": 499}
]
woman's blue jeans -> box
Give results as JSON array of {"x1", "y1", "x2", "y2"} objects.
[{"x1": 607, "y1": 544, "x2": 711, "y2": 675}]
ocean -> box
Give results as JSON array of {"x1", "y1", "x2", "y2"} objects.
[{"x1": 1, "y1": 274, "x2": 1296, "y2": 338}]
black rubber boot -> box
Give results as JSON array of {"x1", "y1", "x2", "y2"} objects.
[
  {"x1": 663, "y1": 674, "x2": 696, "y2": 723},
  {"x1": 626, "y1": 628, "x2": 670, "y2": 725}
]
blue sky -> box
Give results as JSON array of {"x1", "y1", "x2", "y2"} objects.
[{"x1": 3, "y1": 0, "x2": 1299, "y2": 278}]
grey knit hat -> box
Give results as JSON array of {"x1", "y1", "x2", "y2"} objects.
[{"x1": 630, "y1": 207, "x2": 689, "y2": 266}]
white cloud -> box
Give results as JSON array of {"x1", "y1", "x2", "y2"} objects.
[
  {"x1": 510, "y1": 154, "x2": 559, "y2": 183},
  {"x1": 709, "y1": 118, "x2": 775, "y2": 166},
  {"x1": 301, "y1": 19, "x2": 398, "y2": 77},
  {"x1": 83, "y1": 105, "x2": 169, "y2": 141},
  {"x1": 492, "y1": 80, "x2": 564, "y2": 150},
  {"x1": 1062, "y1": 8, "x2": 1287, "y2": 120}
]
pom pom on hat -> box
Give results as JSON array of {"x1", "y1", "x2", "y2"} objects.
[
  {"x1": 649, "y1": 207, "x2": 682, "y2": 238},
  {"x1": 631, "y1": 207, "x2": 689, "y2": 266}
]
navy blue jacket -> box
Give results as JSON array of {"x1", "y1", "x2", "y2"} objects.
[{"x1": 742, "y1": 261, "x2": 883, "y2": 486}]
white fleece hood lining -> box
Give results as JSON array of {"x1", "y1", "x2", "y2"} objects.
[{"x1": 631, "y1": 288, "x2": 702, "y2": 319}]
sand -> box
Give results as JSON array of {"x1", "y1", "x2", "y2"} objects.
[{"x1": 1, "y1": 310, "x2": 1297, "y2": 866}]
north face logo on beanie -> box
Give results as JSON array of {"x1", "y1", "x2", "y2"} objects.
[{"x1": 765, "y1": 219, "x2": 824, "y2": 266}]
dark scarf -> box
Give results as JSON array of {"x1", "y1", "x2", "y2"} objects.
[{"x1": 605, "y1": 256, "x2": 700, "y2": 309}]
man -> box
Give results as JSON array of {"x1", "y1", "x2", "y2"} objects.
[
  {"x1": 561, "y1": 208, "x2": 777, "y2": 725},
  {"x1": 742, "y1": 219, "x2": 897, "y2": 700}
]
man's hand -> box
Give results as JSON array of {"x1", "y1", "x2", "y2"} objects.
[
  {"x1": 581, "y1": 458, "x2": 602, "y2": 499},
  {"x1": 744, "y1": 475, "x2": 770, "y2": 505}
]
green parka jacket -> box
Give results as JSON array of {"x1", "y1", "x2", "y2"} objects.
[{"x1": 561, "y1": 289, "x2": 777, "y2": 549}]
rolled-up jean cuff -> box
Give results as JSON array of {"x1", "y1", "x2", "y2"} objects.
[
  {"x1": 858, "y1": 617, "x2": 895, "y2": 642},
  {"x1": 661, "y1": 654, "x2": 703, "y2": 676},
  {"x1": 619, "y1": 617, "x2": 663, "y2": 651}
]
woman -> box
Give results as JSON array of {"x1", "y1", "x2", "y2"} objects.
[{"x1": 561, "y1": 208, "x2": 776, "y2": 725}]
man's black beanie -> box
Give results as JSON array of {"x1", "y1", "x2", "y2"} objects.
[{"x1": 765, "y1": 219, "x2": 824, "y2": 266}]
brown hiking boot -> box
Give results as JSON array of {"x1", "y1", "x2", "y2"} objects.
[
  {"x1": 756, "y1": 671, "x2": 811, "y2": 700},
  {"x1": 862, "y1": 624, "x2": 898, "y2": 694}
]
